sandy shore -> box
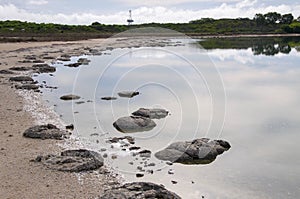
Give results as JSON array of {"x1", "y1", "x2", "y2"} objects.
[{"x1": 0, "y1": 39, "x2": 120, "y2": 199}]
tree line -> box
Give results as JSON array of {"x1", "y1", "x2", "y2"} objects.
[{"x1": 0, "y1": 12, "x2": 299, "y2": 40}]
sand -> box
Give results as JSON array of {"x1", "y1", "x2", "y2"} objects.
[{"x1": 0, "y1": 39, "x2": 120, "y2": 199}]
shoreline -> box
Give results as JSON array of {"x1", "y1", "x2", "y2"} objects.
[
  {"x1": 0, "y1": 39, "x2": 122, "y2": 198},
  {"x1": 1, "y1": 33, "x2": 300, "y2": 43}
]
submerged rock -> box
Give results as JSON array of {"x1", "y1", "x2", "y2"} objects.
[
  {"x1": 155, "y1": 138, "x2": 231, "y2": 165},
  {"x1": 77, "y1": 58, "x2": 90, "y2": 65},
  {"x1": 132, "y1": 108, "x2": 169, "y2": 119},
  {"x1": 9, "y1": 76, "x2": 34, "y2": 82},
  {"x1": 60, "y1": 94, "x2": 81, "y2": 100},
  {"x1": 100, "y1": 182, "x2": 181, "y2": 199},
  {"x1": 23, "y1": 124, "x2": 67, "y2": 140},
  {"x1": 113, "y1": 116, "x2": 156, "y2": 133},
  {"x1": 118, "y1": 91, "x2": 139, "y2": 98},
  {"x1": 34, "y1": 149, "x2": 104, "y2": 172}
]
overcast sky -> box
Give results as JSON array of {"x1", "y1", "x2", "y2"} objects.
[{"x1": 0, "y1": 0, "x2": 299, "y2": 25}]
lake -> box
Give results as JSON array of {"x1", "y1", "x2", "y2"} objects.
[{"x1": 35, "y1": 35, "x2": 300, "y2": 199}]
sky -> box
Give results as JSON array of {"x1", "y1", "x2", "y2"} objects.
[{"x1": 0, "y1": 0, "x2": 299, "y2": 25}]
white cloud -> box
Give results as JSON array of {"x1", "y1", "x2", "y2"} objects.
[
  {"x1": 114, "y1": 0, "x2": 239, "y2": 6},
  {"x1": 0, "y1": 0, "x2": 299, "y2": 25},
  {"x1": 28, "y1": 0, "x2": 48, "y2": 5}
]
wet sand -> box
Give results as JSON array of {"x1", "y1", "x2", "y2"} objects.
[{"x1": 0, "y1": 39, "x2": 120, "y2": 198}]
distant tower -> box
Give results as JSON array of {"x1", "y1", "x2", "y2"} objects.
[{"x1": 127, "y1": 10, "x2": 134, "y2": 25}]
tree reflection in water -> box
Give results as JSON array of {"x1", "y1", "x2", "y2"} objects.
[{"x1": 199, "y1": 36, "x2": 300, "y2": 56}]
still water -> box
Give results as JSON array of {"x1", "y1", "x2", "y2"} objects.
[{"x1": 36, "y1": 36, "x2": 300, "y2": 199}]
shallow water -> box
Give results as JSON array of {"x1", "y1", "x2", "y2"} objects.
[{"x1": 36, "y1": 37, "x2": 300, "y2": 199}]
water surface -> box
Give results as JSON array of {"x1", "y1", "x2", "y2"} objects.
[{"x1": 36, "y1": 36, "x2": 300, "y2": 199}]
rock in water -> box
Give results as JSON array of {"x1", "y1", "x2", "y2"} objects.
[
  {"x1": 100, "y1": 182, "x2": 181, "y2": 199},
  {"x1": 155, "y1": 138, "x2": 231, "y2": 164},
  {"x1": 9, "y1": 76, "x2": 34, "y2": 82},
  {"x1": 32, "y1": 64, "x2": 56, "y2": 73},
  {"x1": 34, "y1": 149, "x2": 104, "y2": 172},
  {"x1": 77, "y1": 58, "x2": 90, "y2": 65},
  {"x1": 60, "y1": 94, "x2": 81, "y2": 100},
  {"x1": 117, "y1": 91, "x2": 139, "y2": 98},
  {"x1": 65, "y1": 63, "x2": 81, "y2": 67},
  {"x1": 113, "y1": 116, "x2": 156, "y2": 133},
  {"x1": 101, "y1": 96, "x2": 117, "y2": 100},
  {"x1": 23, "y1": 124, "x2": 67, "y2": 140},
  {"x1": 132, "y1": 108, "x2": 169, "y2": 119}
]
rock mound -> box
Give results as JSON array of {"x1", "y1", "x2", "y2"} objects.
[
  {"x1": 23, "y1": 124, "x2": 67, "y2": 140},
  {"x1": 34, "y1": 149, "x2": 104, "y2": 172}
]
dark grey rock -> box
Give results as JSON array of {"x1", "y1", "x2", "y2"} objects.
[
  {"x1": 129, "y1": 146, "x2": 141, "y2": 151},
  {"x1": 65, "y1": 62, "x2": 81, "y2": 67},
  {"x1": 9, "y1": 76, "x2": 34, "y2": 82},
  {"x1": 32, "y1": 64, "x2": 56, "y2": 73},
  {"x1": 65, "y1": 124, "x2": 74, "y2": 130},
  {"x1": 113, "y1": 116, "x2": 156, "y2": 133},
  {"x1": 75, "y1": 101, "x2": 85, "y2": 104},
  {"x1": 9, "y1": 66, "x2": 32, "y2": 71},
  {"x1": 15, "y1": 84, "x2": 39, "y2": 90},
  {"x1": 24, "y1": 55, "x2": 36, "y2": 60},
  {"x1": 118, "y1": 91, "x2": 139, "y2": 98},
  {"x1": 77, "y1": 58, "x2": 90, "y2": 65},
  {"x1": 60, "y1": 94, "x2": 81, "y2": 100},
  {"x1": 0, "y1": 70, "x2": 14, "y2": 74},
  {"x1": 100, "y1": 182, "x2": 181, "y2": 199},
  {"x1": 23, "y1": 124, "x2": 67, "y2": 140},
  {"x1": 132, "y1": 108, "x2": 169, "y2": 119},
  {"x1": 34, "y1": 149, "x2": 104, "y2": 172},
  {"x1": 57, "y1": 57, "x2": 71, "y2": 61},
  {"x1": 101, "y1": 97, "x2": 117, "y2": 100},
  {"x1": 138, "y1": 150, "x2": 151, "y2": 158},
  {"x1": 108, "y1": 136, "x2": 135, "y2": 144},
  {"x1": 155, "y1": 138, "x2": 231, "y2": 165}
]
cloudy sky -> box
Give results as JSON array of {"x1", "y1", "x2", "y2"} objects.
[{"x1": 0, "y1": 0, "x2": 299, "y2": 25}]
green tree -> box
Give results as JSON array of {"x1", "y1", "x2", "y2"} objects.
[
  {"x1": 280, "y1": 14, "x2": 294, "y2": 24},
  {"x1": 254, "y1": 14, "x2": 265, "y2": 26},
  {"x1": 264, "y1": 12, "x2": 281, "y2": 24}
]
